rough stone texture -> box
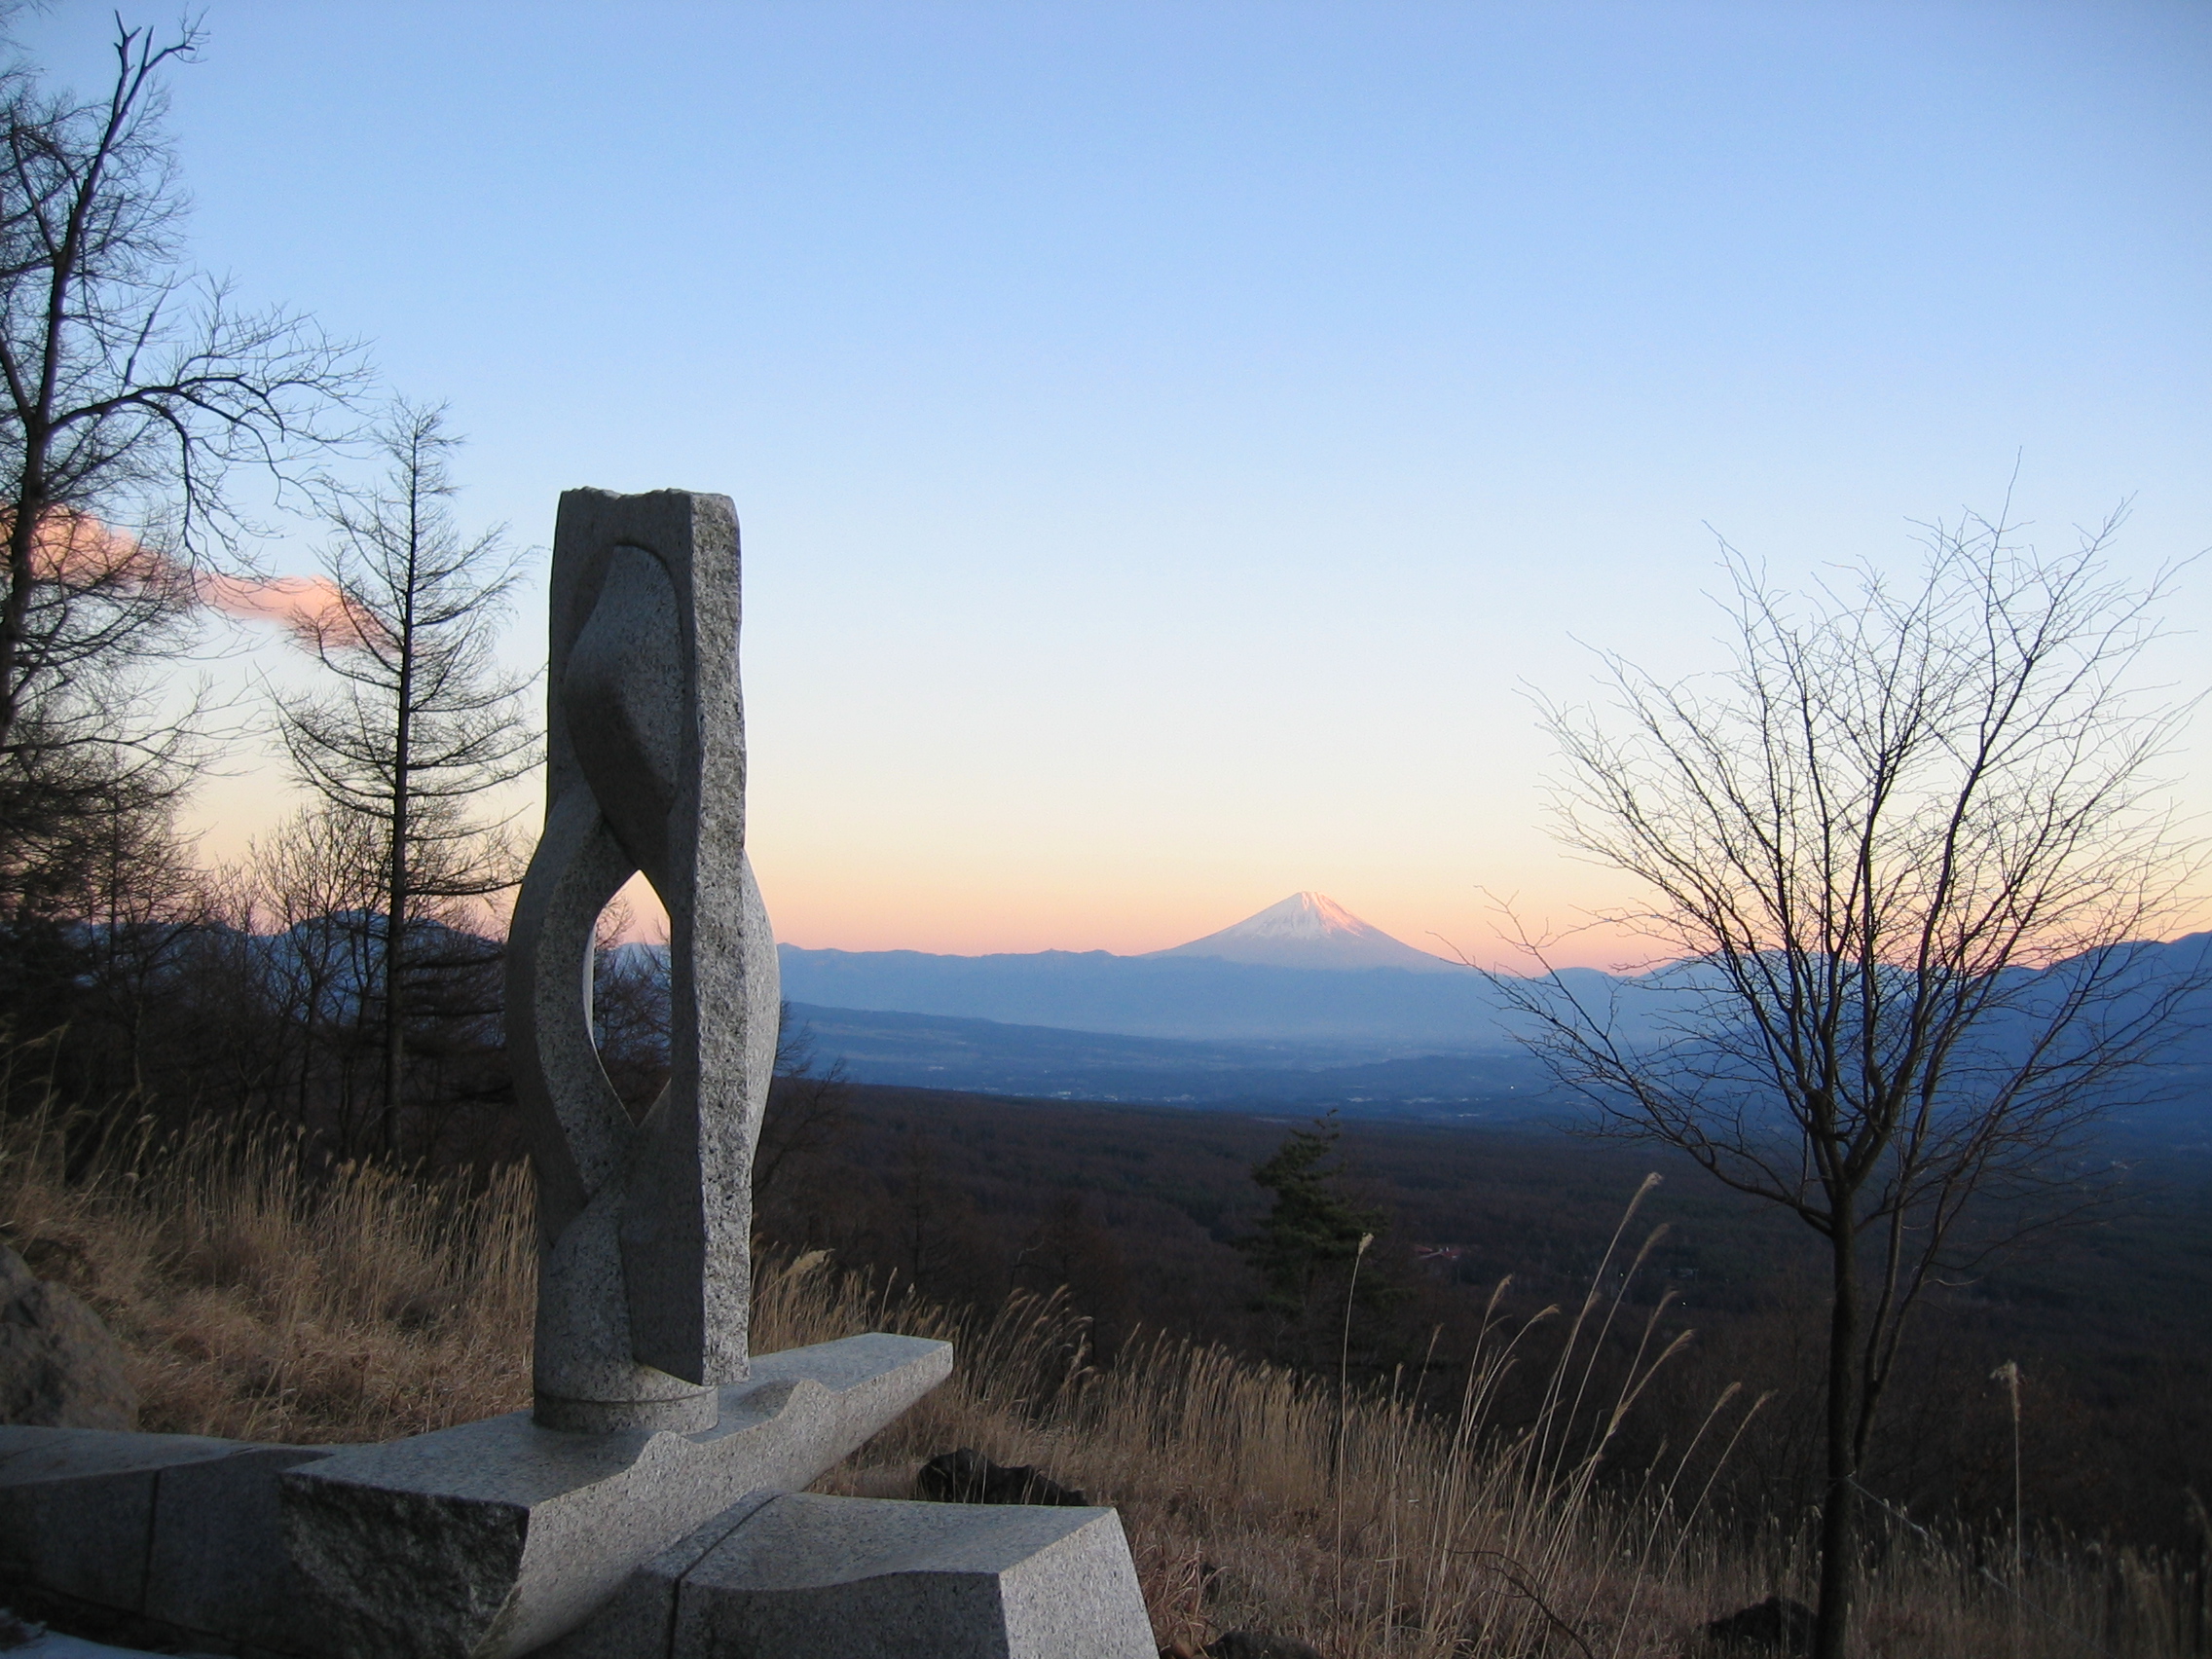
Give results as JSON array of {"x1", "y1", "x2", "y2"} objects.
[
  {"x1": 0, "y1": 1245, "x2": 137, "y2": 1432},
  {"x1": 144, "y1": 1444, "x2": 334, "y2": 1650},
  {"x1": 672, "y1": 1493, "x2": 1156, "y2": 1659},
  {"x1": 535, "y1": 1490, "x2": 782, "y2": 1659},
  {"x1": 508, "y1": 489, "x2": 780, "y2": 1433},
  {"x1": 280, "y1": 1334, "x2": 951, "y2": 1659},
  {"x1": 545, "y1": 1490, "x2": 1158, "y2": 1659},
  {"x1": 0, "y1": 1426, "x2": 239, "y2": 1609},
  {"x1": 0, "y1": 1424, "x2": 338, "y2": 1657}
]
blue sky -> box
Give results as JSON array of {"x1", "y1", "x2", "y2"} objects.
[{"x1": 19, "y1": 2, "x2": 2211, "y2": 962}]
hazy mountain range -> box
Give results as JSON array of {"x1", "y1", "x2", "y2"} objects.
[
  {"x1": 772, "y1": 893, "x2": 1564, "y2": 1110},
  {"x1": 778, "y1": 893, "x2": 1572, "y2": 1046},
  {"x1": 771, "y1": 895, "x2": 2212, "y2": 1121}
]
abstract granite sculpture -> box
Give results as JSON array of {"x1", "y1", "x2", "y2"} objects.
[
  {"x1": 0, "y1": 488, "x2": 1152, "y2": 1659},
  {"x1": 506, "y1": 489, "x2": 780, "y2": 1433}
]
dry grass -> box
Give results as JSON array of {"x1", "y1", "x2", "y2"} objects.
[
  {"x1": 0, "y1": 1108, "x2": 534, "y2": 1441},
  {"x1": 2, "y1": 1111, "x2": 2202, "y2": 1657}
]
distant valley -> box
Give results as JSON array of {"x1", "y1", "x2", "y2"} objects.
[
  {"x1": 769, "y1": 893, "x2": 1565, "y2": 1111},
  {"x1": 782, "y1": 1001, "x2": 1565, "y2": 1119}
]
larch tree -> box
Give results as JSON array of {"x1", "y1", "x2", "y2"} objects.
[
  {"x1": 275, "y1": 402, "x2": 537, "y2": 1157},
  {"x1": 1491, "y1": 509, "x2": 2207, "y2": 1659}
]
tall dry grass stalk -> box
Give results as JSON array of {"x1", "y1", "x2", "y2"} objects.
[
  {"x1": 2, "y1": 1109, "x2": 2201, "y2": 1657},
  {"x1": 0, "y1": 1106, "x2": 534, "y2": 1440}
]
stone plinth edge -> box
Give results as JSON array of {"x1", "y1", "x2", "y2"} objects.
[
  {"x1": 0, "y1": 1425, "x2": 334, "y2": 1654},
  {"x1": 542, "y1": 1491, "x2": 1156, "y2": 1659},
  {"x1": 279, "y1": 1333, "x2": 950, "y2": 1659}
]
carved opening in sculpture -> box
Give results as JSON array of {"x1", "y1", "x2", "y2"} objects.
[{"x1": 591, "y1": 873, "x2": 671, "y2": 1121}]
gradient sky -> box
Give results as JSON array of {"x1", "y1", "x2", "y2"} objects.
[{"x1": 18, "y1": 3, "x2": 2211, "y2": 967}]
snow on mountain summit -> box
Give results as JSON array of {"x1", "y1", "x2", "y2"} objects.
[{"x1": 1150, "y1": 892, "x2": 1460, "y2": 973}]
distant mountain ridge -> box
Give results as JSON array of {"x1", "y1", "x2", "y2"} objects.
[
  {"x1": 600, "y1": 902, "x2": 2212, "y2": 1123},
  {"x1": 774, "y1": 945, "x2": 1531, "y2": 1045},
  {"x1": 773, "y1": 897, "x2": 2212, "y2": 1120},
  {"x1": 777, "y1": 893, "x2": 1529, "y2": 1044},
  {"x1": 772, "y1": 934, "x2": 2212, "y2": 1129}
]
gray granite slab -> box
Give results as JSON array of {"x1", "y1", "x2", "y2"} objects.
[
  {"x1": 674, "y1": 1493, "x2": 1157, "y2": 1659},
  {"x1": 144, "y1": 1445, "x2": 334, "y2": 1650},
  {"x1": 0, "y1": 1427, "x2": 245, "y2": 1610},
  {"x1": 279, "y1": 1334, "x2": 951, "y2": 1659},
  {"x1": 533, "y1": 1489, "x2": 781, "y2": 1659}
]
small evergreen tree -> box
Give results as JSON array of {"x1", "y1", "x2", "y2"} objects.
[{"x1": 1237, "y1": 1116, "x2": 1391, "y2": 1358}]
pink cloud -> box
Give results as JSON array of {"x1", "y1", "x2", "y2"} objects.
[
  {"x1": 21, "y1": 508, "x2": 171, "y2": 589},
  {"x1": 194, "y1": 570, "x2": 379, "y2": 649},
  {"x1": 13, "y1": 508, "x2": 379, "y2": 650}
]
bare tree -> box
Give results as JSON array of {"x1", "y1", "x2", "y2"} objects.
[
  {"x1": 755, "y1": 1004, "x2": 854, "y2": 1201},
  {"x1": 275, "y1": 402, "x2": 536, "y2": 1156},
  {"x1": 229, "y1": 802, "x2": 388, "y2": 1148},
  {"x1": 64, "y1": 783, "x2": 203, "y2": 1096},
  {"x1": 0, "y1": 16, "x2": 360, "y2": 825},
  {"x1": 587, "y1": 905, "x2": 673, "y2": 1120},
  {"x1": 1492, "y1": 509, "x2": 2206, "y2": 1658},
  {"x1": 0, "y1": 669, "x2": 184, "y2": 920}
]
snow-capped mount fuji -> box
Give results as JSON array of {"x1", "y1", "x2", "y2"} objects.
[{"x1": 1149, "y1": 892, "x2": 1460, "y2": 974}]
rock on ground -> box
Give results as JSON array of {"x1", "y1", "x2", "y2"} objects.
[
  {"x1": 0, "y1": 1244, "x2": 137, "y2": 1431},
  {"x1": 1704, "y1": 1595, "x2": 1816, "y2": 1654},
  {"x1": 914, "y1": 1447, "x2": 1088, "y2": 1506}
]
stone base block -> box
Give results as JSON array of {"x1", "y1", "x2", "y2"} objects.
[
  {"x1": 0, "y1": 1424, "x2": 333, "y2": 1653},
  {"x1": 281, "y1": 1333, "x2": 950, "y2": 1659},
  {"x1": 2, "y1": 1334, "x2": 951, "y2": 1659},
  {"x1": 546, "y1": 1492, "x2": 1156, "y2": 1659}
]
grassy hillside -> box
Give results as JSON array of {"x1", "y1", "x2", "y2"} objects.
[
  {"x1": 3, "y1": 1105, "x2": 2203, "y2": 1656},
  {"x1": 756, "y1": 1082, "x2": 2212, "y2": 1556}
]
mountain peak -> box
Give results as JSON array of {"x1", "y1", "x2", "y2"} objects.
[{"x1": 1151, "y1": 893, "x2": 1459, "y2": 973}]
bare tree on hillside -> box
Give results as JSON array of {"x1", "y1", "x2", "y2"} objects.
[
  {"x1": 275, "y1": 403, "x2": 536, "y2": 1157},
  {"x1": 755, "y1": 1004, "x2": 855, "y2": 1201},
  {"x1": 67, "y1": 785, "x2": 204, "y2": 1094},
  {"x1": 0, "y1": 17, "x2": 359, "y2": 848},
  {"x1": 1491, "y1": 509, "x2": 2207, "y2": 1658},
  {"x1": 231, "y1": 803, "x2": 389, "y2": 1147}
]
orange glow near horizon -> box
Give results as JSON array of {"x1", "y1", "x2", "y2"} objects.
[
  {"x1": 605, "y1": 882, "x2": 1646, "y2": 973},
  {"x1": 729, "y1": 834, "x2": 1665, "y2": 973},
  {"x1": 551, "y1": 848, "x2": 1655, "y2": 973},
  {"x1": 185, "y1": 778, "x2": 2203, "y2": 977}
]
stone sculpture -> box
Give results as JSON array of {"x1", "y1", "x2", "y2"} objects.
[
  {"x1": 506, "y1": 489, "x2": 780, "y2": 1433},
  {"x1": 0, "y1": 486, "x2": 1155, "y2": 1659}
]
